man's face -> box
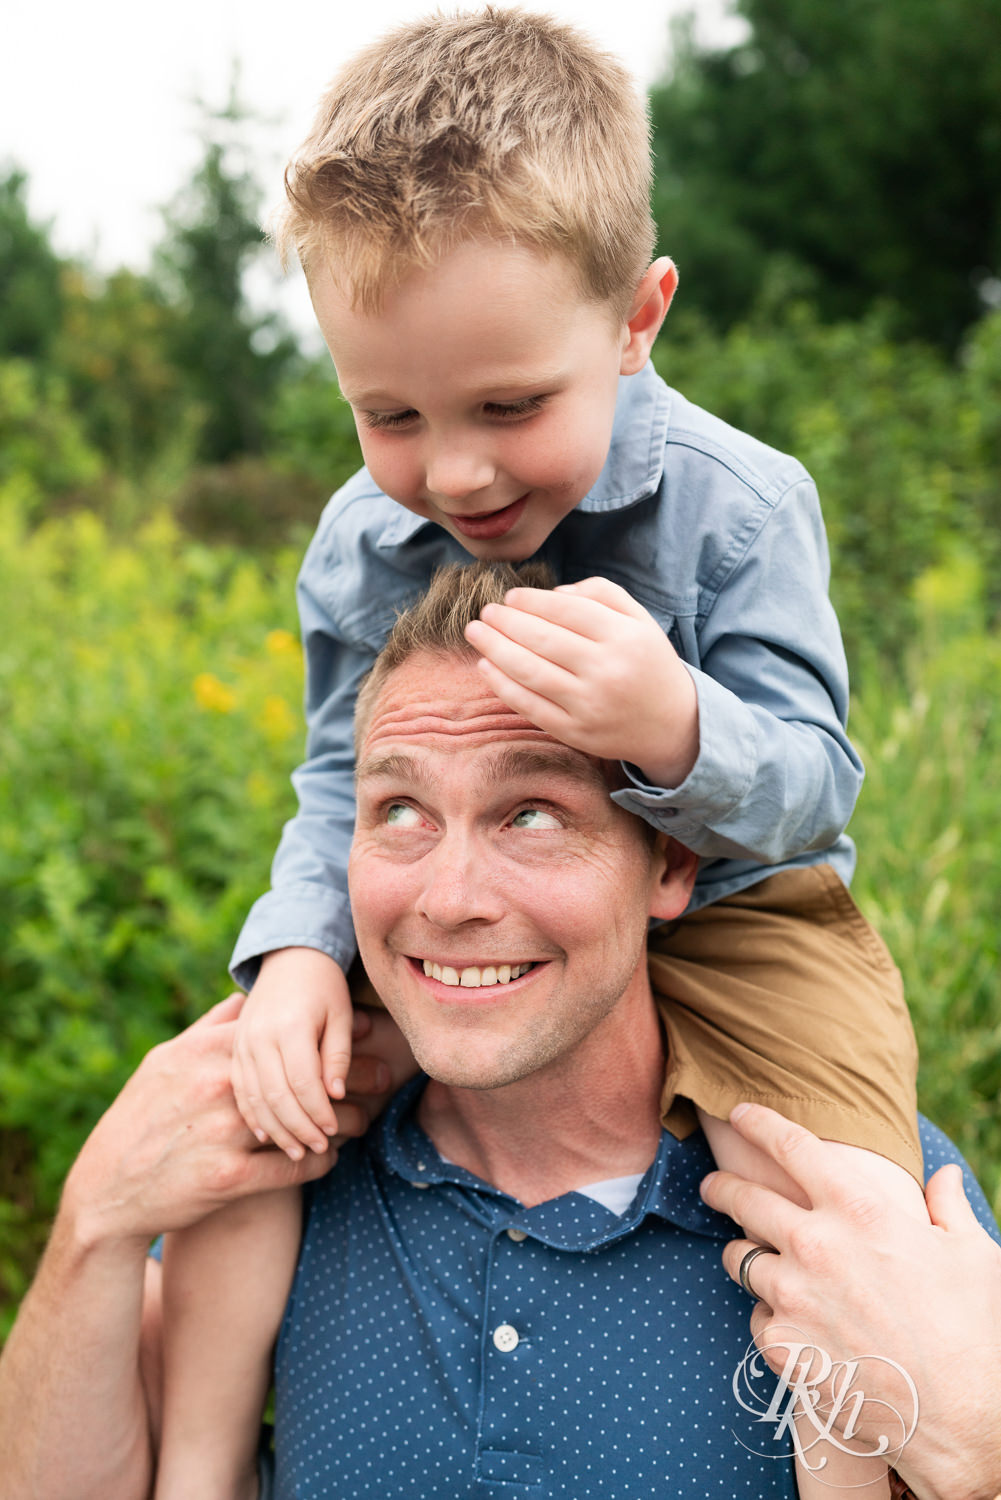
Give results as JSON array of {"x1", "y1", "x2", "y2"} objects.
[
  {"x1": 349, "y1": 650, "x2": 689, "y2": 1091},
  {"x1": 310, "y1": 239, "x2": 630, "y2": 562}
]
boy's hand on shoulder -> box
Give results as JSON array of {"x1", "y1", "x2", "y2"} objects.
[
  {"x1": 464, "y1": 576, "x2": 700, "y2": 788},
  {"x1": 231, "y1": 947, "x2": 354, "y2": 1159}
]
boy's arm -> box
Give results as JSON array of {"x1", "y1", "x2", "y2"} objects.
[
  {"x1": 618, "y1": 476, "x2": 863, "y2": 864},
  {"x1": 468, "y1": 478, "x2": 863, "y2": 868},
  {"x1": 230, "y1": 531, "x2": 377, "y2": 991}
]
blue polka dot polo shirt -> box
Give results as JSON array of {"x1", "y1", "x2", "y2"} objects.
[{"x1": 273, "y1": 1084, "x2": 998, "y2": 1499}]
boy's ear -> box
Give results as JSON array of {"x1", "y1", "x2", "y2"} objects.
[
  {"x1": 647, "y1": 833, "x2": 698, "y2": 923},
  {"x1": 620, "y1": 257, "x2": 678, "y2": 375}
]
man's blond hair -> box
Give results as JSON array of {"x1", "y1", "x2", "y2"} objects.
[
  {"x1": 277, "y1": 6, "x2": 655, "y2": 315},
  {"x1": 354, "y1": 561, "x2": 554, "y2": 752}
]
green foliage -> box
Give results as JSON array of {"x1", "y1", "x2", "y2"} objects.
[
  {"x1": 54, "y1": 266, "x2": 201, "y2": 481},
  {"x1": 850, "y1": 556, "x2": 1001, "y2": 1214},
  {"x1": 651, "y1": 0, "x2": 1001, "y2": 345},
  {"x1": 0, "y1": 170, "x2": 65, "y2": 362},
  {"x1": 0, "y1": 500, "x2": 307, "y2": 1329},
  {"x1": 154, "y1": 94, "x2": 298, "y2": 463},
  {"x1": 0, "y1": 360, "x2": 103, "y2": 515},
  {"x1": 653, "y1": 304, "x2": 1001, "y2": 661}
]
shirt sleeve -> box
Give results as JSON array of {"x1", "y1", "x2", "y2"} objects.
[
  {"x1": 612, "y1": 477, "x2": 864, "y2": 864},
  {"x1": 229, "y1": 527, "x2": 373, "y2": 990}
]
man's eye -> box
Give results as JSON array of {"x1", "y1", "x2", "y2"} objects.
[
  {"x1": 386, "y1": 803, "x2": 423, "y2": 827},
  {"x1": 511, "y1": 807, "x2": 560, "y2": 830}
]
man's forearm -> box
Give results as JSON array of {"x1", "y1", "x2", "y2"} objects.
[{"x1": 0, "y1": 1208, "x2": 153, "y2": 1500}]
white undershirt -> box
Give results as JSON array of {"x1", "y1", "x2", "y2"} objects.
[
  {"x1": 573, "y1": 1172, "x2": 646, "y2": 1216},
  {"x1": 438, "y1": 1158, "x2": 646, "y2": 1217}
]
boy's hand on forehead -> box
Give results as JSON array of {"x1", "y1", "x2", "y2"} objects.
[{"x1": 463, "y1": 576, "x2": 700, "y2": 790}]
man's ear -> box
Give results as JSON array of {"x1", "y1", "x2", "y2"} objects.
[
  {"x1": 620, "y1": 257, "x2": 678, "y2": 376},
  {"x1": 648, "y1": 833, "x2": 698, "y2": 923}
]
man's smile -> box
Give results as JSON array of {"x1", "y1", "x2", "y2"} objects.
[{"x1": 412, "y1": 957, "x2": 541, "y2": 989}]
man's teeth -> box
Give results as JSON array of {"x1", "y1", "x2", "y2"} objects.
[{"x1": 422, "y1": 961, "x2": 534, "y2": 987}]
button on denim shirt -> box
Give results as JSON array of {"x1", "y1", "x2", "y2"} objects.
[{"x1": 231, "y1": 362, "x2": 862, "y2": 988}]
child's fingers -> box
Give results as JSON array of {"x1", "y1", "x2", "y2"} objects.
[
  {"x1": 231, "y1": 1052, "x2": 269, "y2": 1144},
  {"x1": 552, "y1": 576, "x2": 652, "y2": 619},
  {"x1": 319, "y1": 1009, "x2": 355, "y2": 1102},
  {"x1": 471, "y1": 604, "x2": 601, "y2": 676},
  {"x1": 465, "y1": 619, "x2": 580, "y2": 701},
  {"x1": 474, "y1": 658, "x2": 578, "y2": 741},
  {"x1": 281, "y1": 1030, "x2": 343, "y2": 1135},
  {"x1": 248, "y1": 1048, "x2": 333, "y2": 1159},
  {"x1": 488, "y1": 589, "x2": 627, "y2": 646}
]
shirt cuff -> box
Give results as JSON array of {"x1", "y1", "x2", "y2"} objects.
[
  {"x1": 610, "y1": 666, "x2": 759, "y2": 849},
  {"x1": 229, "y1": 883, "x2": 357, "y2": 991}
]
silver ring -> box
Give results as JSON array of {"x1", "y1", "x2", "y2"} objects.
[{"x1": 738, "y1": 1244, "x2": 779, "y2": 1299}]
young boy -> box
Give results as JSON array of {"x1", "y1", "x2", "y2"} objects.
[{"x1": 155, "y1": 10, "x2": 925, "y2": 1497}]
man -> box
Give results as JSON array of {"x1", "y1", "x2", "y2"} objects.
[{"x1": 1, "y1": 564, "x2": 999, "y2": 1499}]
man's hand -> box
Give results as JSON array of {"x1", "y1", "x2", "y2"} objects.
[
  {"x1": 463, "y1": 577, "x2": 700, "y2": 789},
  {"x1": 700, "y1": 1103, "x2": 1001, "y2": 1500},
  {"x1": 231, "y1": 947, "x2": 355, "y2": 1158},
  {"x1": 65, "y1": 993, "x2": 353, "y2": 1250}
]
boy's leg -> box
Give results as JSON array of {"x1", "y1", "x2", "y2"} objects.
[
  {"x1": 154, "y1": 1187, "x2": 301, "y2": 1500},
  {"x1": 650, "y1": 865, "x2": 925, "y2": 1497},
  {"x1": 649, "y1": 863, "x2": 922, "y2": 1182}
]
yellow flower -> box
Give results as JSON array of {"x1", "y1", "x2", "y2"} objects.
[
  {"x1": 265, "y1": 629, "x2": 299, "y2": 657},
  {"x1": 258, "y1": 694, "x2": 297, "y2": 741},
  {"x1": 193, "y1": 672, "x2": 237, "y2": 713}
]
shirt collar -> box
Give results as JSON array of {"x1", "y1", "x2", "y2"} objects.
[
  {"x1": 376, "y1": 361, "x2": 671, "y2": 549},
  {"x1": 371, "y1": 1075, "x2": 734, "y2": 1252}
]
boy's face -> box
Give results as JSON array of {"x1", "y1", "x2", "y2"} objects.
[{"x1": 310, "y1": 240, "x2": 640, "y2": 561}]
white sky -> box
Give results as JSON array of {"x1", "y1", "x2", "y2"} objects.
[{"x1": 1, "y1": 0, "x2": 743, "y2": 337}]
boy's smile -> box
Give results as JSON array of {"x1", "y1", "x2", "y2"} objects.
[{"x1": 310, "y1": 239, "x2": 675, "y2": 561}]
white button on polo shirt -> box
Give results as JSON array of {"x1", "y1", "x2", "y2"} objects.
[
  {"x1": 493, "y1": 1324, "x2": 520, "y2": 1352},
  {"x1": 506, "y1": 1227, "x2": 527, "y2": 1242}
]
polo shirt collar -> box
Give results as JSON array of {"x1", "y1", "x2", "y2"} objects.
[
  {"x1": 373, "y1": 1075, "x2": 734, "y2": 1252},
  {"x1": 375, "y1": 360, "x2": 671, "y2": 549}
]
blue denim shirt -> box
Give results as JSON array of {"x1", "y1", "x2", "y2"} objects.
[{"x1": 232, "y1": 362, "x2": 862, "y2": 986}]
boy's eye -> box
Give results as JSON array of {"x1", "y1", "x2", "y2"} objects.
[
  {"x1": 511, "y1": 807, "x2": 561, "y2": 830},
  {"x1": 483, "y1": 395, "x2": 548, "y2": 421},
  {"x1": 361, "y1": 409, "x2": 417, "y2": 431},
  {"x1": 385, "y1": 802, "x2": 423, "y2": 827}
]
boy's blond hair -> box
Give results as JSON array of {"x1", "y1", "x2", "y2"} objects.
[{"x1": 278, "y1": 6, "x2": 655, "y2": 315}]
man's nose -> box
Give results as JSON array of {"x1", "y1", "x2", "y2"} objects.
[
  {"x1": 424, "y1": 437, "x2": 496, "y2": 506},
  {"x1": 416, "y1": 830, "x2": 503, "y2": 930}
]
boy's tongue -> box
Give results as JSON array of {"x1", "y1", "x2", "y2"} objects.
[{"x1": 449, "y1": 495, "x2": 528, "y2": 540}]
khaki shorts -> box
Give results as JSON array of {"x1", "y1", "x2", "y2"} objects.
[{"x1": 650, "y1": 863, "x2": 922, "y2": 1183}]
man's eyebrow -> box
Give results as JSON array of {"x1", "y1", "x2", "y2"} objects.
[
  {"x1": 355, "y1": 751, "x2": 436, "y2": 790},
  {"x1": 481, "y1": 745, "x2": 606, "y2": 792}
]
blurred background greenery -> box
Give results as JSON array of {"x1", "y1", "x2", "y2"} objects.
[{"x1": 2, "y1": 0, "x2": 1000, "y2": 1335}]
